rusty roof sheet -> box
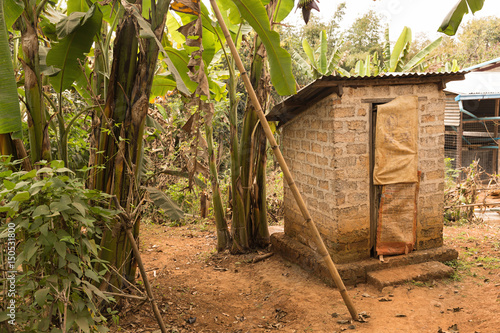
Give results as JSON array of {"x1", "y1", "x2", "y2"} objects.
[{"x1": 268, "y1": 72, "x2": 466, "y2": 126}]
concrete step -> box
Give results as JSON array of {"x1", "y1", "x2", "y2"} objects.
[{"x1": 367, "y1": 261, "x2": 454, "y2": 290}]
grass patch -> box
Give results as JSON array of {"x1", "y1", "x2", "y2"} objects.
[
  {"x1": 445, "y1": 259, "x2": 473, "y2": 281},
  {"x1": 476, "y1": 256, "x2": 500, "y2": 269},
  {"x1": 410, "y1": 280, "x2": 429, "y2": 287}
]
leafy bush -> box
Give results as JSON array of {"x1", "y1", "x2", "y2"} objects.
[{"x1": 0, "y1": 158, "x2": 117, "y2": 332}]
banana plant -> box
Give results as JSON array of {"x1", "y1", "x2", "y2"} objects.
[
  {"x1": 11, "y1": 0, "x2": 52, "y2": 163},
  {"x1": 45, "y1": 5, "x2": 102, "y2": 168},
  {"x1": 170, "y1": 0, "x2": 231, "y2": 251},
  {"x1": 231, "y1": 0, "x2": 295, "y2": 251},
  {"x1": 293, "y1": 30, "x2": 350, "y2": 81},
  {"x1": 231, "y1": 0, "x2": 296, "y2": 96},
  {"x1": 445, "y1": 59, "x2": 461, "y2": 72},
  {"x1": 84, "y1": 0, "x2": 176, "y2": 287},
  {"x1": 354, "y1": 26, "x2": 442, "y2": 76}
]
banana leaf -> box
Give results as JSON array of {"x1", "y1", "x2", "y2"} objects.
[
  {"x1": 364, "y1": 53, "x2": 371, "y2": 76},
  {"x1": 438, "y1": 0, "x2": 485, "y2": 36},
  {"x1": 0, "y1": 1, "x2": 22, "y2": 136},
  {"x1": 200, "y1": 3, "x2": 217, "y2": 65},
  {"x1": 231, "y1": 0, "x2": 296, "y2": 96},
  {"x1": 47, "y1": 5, "x2": 102, "y2": 92},
  {"x1": 161, "y1": 46, "x2": 198, "y2": 94},
  {"x1": 67, "y1": 0, "x2": 89, "y2": 14},
  {"x1": 3, "y1": 0, "x2": 23, "y2": 30},
  {"x1": 403, "y1": 37, "x2": 442, "y2": 72},
  {"x1": 146, "y1": 187, "x2": 184, "y2": 221},
  {"x1": 273, "y1": 0, "x2": 294, "y2": 23},
  {"x1": 355, "y1": 60, "x2": 365, "y2": 77},
  {"x1": 389, "y1": 26, "x2": 411, "y2": 72},
  {"x1": 166, "y1": 12, "x2": 186, "y2": 45},
  {"x1": 318, "y1": 30, "x2": 327, "y2": 75},
  {"x1": 292, "y1": 50, "x2": 313, "y2": 78},
  {"x1": 217, "y1": 0, "x2": 241, "y2": 25},
  {"x1": 150, "y1": 74, "x2": 177, "y2": 100},
  {"x1": 302, "y1": 38, "x2": 317, "y2": 70},
  {"x1": 327, "y1": 38, "x2": 344, "y2": 75}
]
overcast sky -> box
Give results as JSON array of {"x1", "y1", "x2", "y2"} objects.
[{"x1": 285, "y1": 0, "x2": 500, "y2": 41}]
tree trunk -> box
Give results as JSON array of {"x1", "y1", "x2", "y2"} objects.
[
  {"x1": 16, "y1": 4, "x2": 51, "y2": 163},
  {"x1": 227, "y1": 57, "x2": 248, "y2": 252},
  {"x1": 89, "y1": 0, "x2": 171, "y2": 286}
]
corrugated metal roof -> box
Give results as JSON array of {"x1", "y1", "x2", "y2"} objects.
[
  {"x1": 463, "y1": 57, "x2": 500, "y2": 72},
  {"x1": 268, "y1": 72, "x2": 466, "y2": 126},
  {"x1": 444, "y1": 72, "x2": 500, "y2": 98}
]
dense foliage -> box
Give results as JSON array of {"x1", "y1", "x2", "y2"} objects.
[{"x1": 0, "y1": 158, "x2": 117, "y2": 332}]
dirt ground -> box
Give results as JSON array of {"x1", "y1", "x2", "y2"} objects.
[{"x1": 110, "y1": 214, "x2": 500, "y2": 333}]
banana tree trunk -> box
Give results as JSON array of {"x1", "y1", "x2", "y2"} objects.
[
  {"x1": 205, "y1": 109, "x2": 231, "y2": 251},
  {"x1": 0, "y1": 134, "x2": 14, "y2": 157},
  {"x1": 16, "y1": 4, "x2": 51, "y2": 163},
  {"x1": 253, "y1": 126, "x2": 269, "y2": 247},
  {"x1": 232, "y1": 33, "x2": 270, "y2": 252},
  {"x1": 227, "y1": 57, "x2": 248, "y2": 251},
  {"x1": 89, "y1": 0, "x2": 171, "y2": 286}
]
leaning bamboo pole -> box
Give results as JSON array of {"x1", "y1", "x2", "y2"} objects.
[
  {"x1": 209, "y1": 0, "x2": 358, "y2": 320},
  {"x1": 112, "y1": 196, "x2": 168, "y2": 333}
]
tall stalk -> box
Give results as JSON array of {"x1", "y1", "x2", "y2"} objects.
[
  {"x1": 89, "y1": 0, "x2": 172, "y2": 286},
  {"x1": 232, "y1": 35, "x2": 270, "y2": 251},
  {"x1": 253, "y1": 125, "x2": 269, "y2": 247},
  {"x1": 227, "y1": 56, "x2": 248, "y2": 251},
  {"x1": 15, "y1": 0, "x2": 51, "y2": 163},
  {"x1": 204, "y1": 108, "x2": 231, "y2": 250},
  {"x1": 177, "y1": 2, "x2": 231, "y2": 250}
]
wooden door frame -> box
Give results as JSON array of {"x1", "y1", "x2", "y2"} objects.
[{"x1": 366, "y1": 98, "x2": 393, "y2": 255}]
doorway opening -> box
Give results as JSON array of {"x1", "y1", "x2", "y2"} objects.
[{"x1": 368, "y1": 99, "x2": 392, "y2": 257}]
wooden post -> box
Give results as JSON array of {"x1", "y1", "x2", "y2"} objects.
[
  {"x1": 208, "y1": 0, "x2": 358, "y2": 320},
  {"x1": 458, "y1": 107, "x2": 463, "y2": 176},
  {"x1": 495, "y1": 99, "x2": 499, "y2": 174}
]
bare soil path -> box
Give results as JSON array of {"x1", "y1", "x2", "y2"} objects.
[{"x1": 110, "y1": 217, "x2": 500, "y2": 333}]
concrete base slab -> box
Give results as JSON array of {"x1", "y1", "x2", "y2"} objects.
[
  {"x1": 270, "y1": 232, "x2": 458, "y2": 287},
  {"x1": 367, "y1": 261, "x2": 454, "y2": 290}
]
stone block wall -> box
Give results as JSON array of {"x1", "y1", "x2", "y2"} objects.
[{"x1": 281, "y1": 83, "x2": 446, "y2": 263}]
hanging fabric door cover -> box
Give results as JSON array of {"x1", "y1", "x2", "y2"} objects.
[
  {"x1": 373, "y1": 95, "x2": 418, "y2": 185},
  {"x1": 373, "y1": 95, "x2": 419, "y2": 256}
]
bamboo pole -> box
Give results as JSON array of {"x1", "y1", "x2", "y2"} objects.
[
  {"x1": 124, "y1": 227, "x2": 168, "y2": 333},
  {"x1": 495, "y1": 99, "x2": 500, "y2": 174},
  {"x1": 209, "y1": 0, "x2": 358, "y2": 320},
  {"x1": 112, "y1": 197, "x2": 168, "y2": 333}
]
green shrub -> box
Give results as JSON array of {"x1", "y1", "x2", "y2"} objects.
[{"x1": 0, "y1": 158, "x2": 118, "y2": 332}]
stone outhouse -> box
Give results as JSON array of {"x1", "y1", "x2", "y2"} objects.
[{"x1": 268, "y1": 73, "x2": 466, "y2": 284}]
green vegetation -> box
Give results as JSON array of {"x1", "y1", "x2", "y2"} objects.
[
  {"x1": 0, "y1": 157, "x2": 117, "y2": 332},
  {"x1": 1, "y1": 0, "x2": 500, "y2": 330}
]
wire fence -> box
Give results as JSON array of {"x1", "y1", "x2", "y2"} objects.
[{"x1": 445, "y1": 119, "x2": 500, "y2": 179}]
